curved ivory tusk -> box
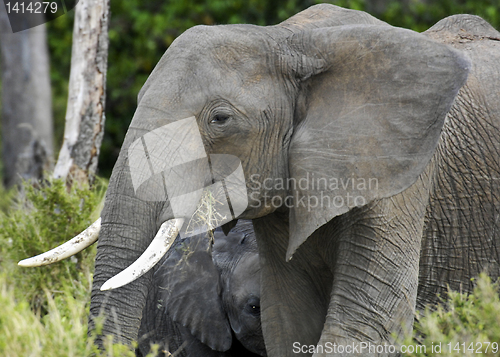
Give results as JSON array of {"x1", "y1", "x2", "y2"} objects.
[
  {"x1": 100, "y1": 218, "x2": 184, "y2": 291},
  {"x1": 18, "y1": 218, "x2": 101, "y2": 267}
]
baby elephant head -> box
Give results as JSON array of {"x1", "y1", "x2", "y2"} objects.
[{"x1": 138, "y1": 220, "x2": 265, "y2": 357}]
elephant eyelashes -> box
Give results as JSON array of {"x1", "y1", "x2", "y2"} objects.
[{"x1": 210, "y1": 113, "x2": 231, "y2": 124}]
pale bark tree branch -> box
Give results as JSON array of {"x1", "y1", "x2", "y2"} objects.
[{"x1": 53, "y1": 0, "x2": 109, "y2": 186}]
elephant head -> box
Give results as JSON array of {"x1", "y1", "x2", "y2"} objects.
[
  {"x1": 20, "y1": 4, "x2": 472, "y2": 356},
  {"x1": 137, "y1": 220, "x2": 264, "y2": 356}
]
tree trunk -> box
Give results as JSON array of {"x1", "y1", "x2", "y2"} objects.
[
  {"x1": 0, "y1": 10, "x2": 54, "y2": 188},
  {"x1": 53, "y1": 0, "x2": 109, "y2": 186}
]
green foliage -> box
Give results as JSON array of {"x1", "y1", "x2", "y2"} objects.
[
  {"x1": 0, "y1": 183, "x2": 18, "y2": 214},
  {"x1": 401, "y1": 273, "x2": 500, "y2": 356},
  {"x1": 0, "y1": 178, "x2": 162, "y2": 356},
  {"x1": 45, "y1": 10, "x2": 74, "y2": 151},
  {"x1": 377, "y1": 0, "x2": 500, "y2": 32},
  {"x1": 0, "y1": 274, "x2": 96, "y2": 357},
  {"x1": 0, "y1": 273, "x2": 160, "y2": 357},
  {"x1": 0, "y1": 178, "x2": 106, "y2": 312}
]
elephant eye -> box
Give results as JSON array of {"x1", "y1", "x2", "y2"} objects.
[
  {"x1": 246, "y1": 297, "x2": 260, "y2": 316},
  {"x1": 249, "y1": 304, "x2": 260, "y2": 316},
  {"x1": 210, "y1": 113, "x2": 231, "y2": 124}
]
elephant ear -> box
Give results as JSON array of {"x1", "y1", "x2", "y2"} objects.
[
  {"x1": 156, "y1": 234, "x2": 232, "y2": 351},
  {"x1": 284, "y1": 24, "x2": 470, "y2": 260}
]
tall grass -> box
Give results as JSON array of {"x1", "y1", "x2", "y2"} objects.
[
  {"x1": 0, "y1": 178, "x2": 159, "y2": 356},
  {"x1": 0, "y1": 178, "x2": 104, "y2": 312}
]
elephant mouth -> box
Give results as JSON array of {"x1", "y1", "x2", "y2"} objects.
[{"x1": 18, "y1": 217, "x2": 185, "y2": 291}]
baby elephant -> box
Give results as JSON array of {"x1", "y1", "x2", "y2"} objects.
[{"x1": 137, "y1": 220, "x2": 265, "y2": 356}]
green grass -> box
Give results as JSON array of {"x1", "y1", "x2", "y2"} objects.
[
  {"x1": 0, "y1": 178, "x2": 105, "y2": 313},
  {"x1": 0, "y1": 272, "x2": 96, "y2": 357},
  {"x1": 0, "y1": 178, "x2": 159, "y2": 356}
]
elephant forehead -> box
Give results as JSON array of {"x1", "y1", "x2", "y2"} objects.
[
  {"x1": 139, "y1": 25, "x2": 278, "y2": 103},
  {"x1": 232, "y1": 254, "x2": 260, "y2": 292},
  {"x1": 171, "y1": 24, "x2": 275, "y2": 65}
]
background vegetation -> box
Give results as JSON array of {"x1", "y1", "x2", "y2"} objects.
[
  {"x1": 401, "y1": 273, "x2": 500, "y2": 357},
  {"x1": 45, "y1": 0, "x2": 500, "y2": 177}
]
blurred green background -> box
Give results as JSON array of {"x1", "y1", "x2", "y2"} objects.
[{"x1": 46, "y1": 0, "x2": 500, "y2": 178}]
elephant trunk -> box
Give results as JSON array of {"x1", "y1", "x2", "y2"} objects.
[{"x1": 88, "y1": 143, "x2": 161, "y2": 346}]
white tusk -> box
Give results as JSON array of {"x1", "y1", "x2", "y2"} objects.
[
  {"x1": 100, "y1": 218, "x2": 184, "y2": 291},
  {"x1": 18, "y1": 218, "x2": 101, "y2": 267}
]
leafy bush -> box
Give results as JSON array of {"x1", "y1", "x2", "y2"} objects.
[
  {"x1": 0, "y1": 178, "x2": 167, "y2": 356},
  {"x1": 0, "y1": 178, "x2": 152, "y2": 356},
  {"x1": 402, "y1": 273, "x2": 500, "y2": 357},
  {"x1": 0, "y1": 272, "x2": 99, "y2": 357},
  {"x1": 0, "y1": 178, "x2": 105, "y2": 312}
]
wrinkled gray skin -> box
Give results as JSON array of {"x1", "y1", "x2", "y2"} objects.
[
  {"x1": 136, "y1": 220, "x2": 264, "y2": 357},
  {"x1": 89, "y1": 4, "x2": 500, "y2": 357}
]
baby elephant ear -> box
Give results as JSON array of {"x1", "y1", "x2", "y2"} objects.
[
  {"x1": 157, "y1": 235, "x2": 232, "y2": 351},
  {"x1": 285, "y1": 24, "x2": 470, "y2": 259}
]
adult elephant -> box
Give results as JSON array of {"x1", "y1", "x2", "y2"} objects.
[
  {"x1": 20, "y1": 4, "x2": 500, "y2": 357},
  {"x1": 137, "y1": 220, "x2": 264, "y2": 357}
]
